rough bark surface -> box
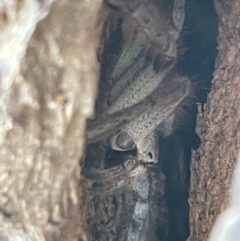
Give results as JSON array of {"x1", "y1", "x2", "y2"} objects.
[
  {"x1": 1, "y1": 0, "x2": 239, "y2": 240},
  {"x1": 0, "y1": 0, "x2": 105, "y2": 240},
  {"x1": 189, "y1": 0, "x2": 240, "y2": 240}
]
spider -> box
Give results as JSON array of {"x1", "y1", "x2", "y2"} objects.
[
  {"x1": 86, "y1": 0, "x2": 190, "y2": 162},
  {"x1": 81, "y1": 0, "x2": 219, "y2": 240},
  {"x1": 81, "y1": 1, "x2": 187, "y2": 239},
  {"x1": 81, "y1": 0, "x2": 192, "y2": 190}
]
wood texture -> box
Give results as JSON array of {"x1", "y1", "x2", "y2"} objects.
[
  {"x1": 189, "y1": 0, "x2": 240, "y2": 240},
  {"x1": 0, "y1": 0, "x2": 105, "y2": 240}
]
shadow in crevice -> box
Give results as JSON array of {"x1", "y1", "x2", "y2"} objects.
[
  {"x1": 161, "y1": 113, "x2": 196, "y2": 241},
  {"x1": 161, "y1": 0, "x2": 218, "y2": 240}
]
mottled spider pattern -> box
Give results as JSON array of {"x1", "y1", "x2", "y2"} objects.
[
  {"x1": 82, "y1": 0, "x2": 187, "y2": 240},
  {"x1": 87, "y1": 0, "x2": 190, "y2": 164},
  {"x1": 82, "y1": 0, "x2": 218, "y2": 240}
]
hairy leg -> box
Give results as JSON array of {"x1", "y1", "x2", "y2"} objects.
[{"x1": 109, "y1": 74, "x2": 192, "y2": 163}]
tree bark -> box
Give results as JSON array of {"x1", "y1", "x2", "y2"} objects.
[
  {"x1": 189, "y1": 0, "x2": 240, "y2": 240},
  {"x1": 1, "y1": 0, "x2": 240, "y2": 240},
  {"x1": 0, "y1": 0, "x2": 105, "y2": 240}
]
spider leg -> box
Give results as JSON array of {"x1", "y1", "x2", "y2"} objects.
[
  {"x1": 106, "y1": 0, "x2": 180, "y2": 57},
  {"x1": 82, "y1": 141, "x2": 146, "y2": 184},
  {"x1": 99, "y1": 60, "x2": 190, "y2": 167},
  {"x1": 82, "y1": 156, "x2": 137, "y2": 181},
  {"x1": 110, "y1": 131, "x2": 159, "y2": 164},
  {"x1": 91, "y1": 163, "x2": 146, "y2": 193},
  {"x1": 135, "y1": 132, "x2": 159, "y2": 164},
  {"x1": 109, "y1": 74, "x2": 192, "y2": 164}
]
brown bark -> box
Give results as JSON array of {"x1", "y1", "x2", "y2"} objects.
[
  {"x1": 189, "y1": 0, "x2": 240, "y2": 240},
  {"x1": 2, "y1": 0, "x2": 240, "y2": 240},
  {"x1": 0, "y1": 0, "x2": 105, "y2": 240}
]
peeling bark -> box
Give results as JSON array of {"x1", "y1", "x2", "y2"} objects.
[
  {"x1": 0, "y1": 0, "x2": 105, "y2": 240},
  {"x1": 189, "y1": 0, "x2": 240, "y2": 240}
]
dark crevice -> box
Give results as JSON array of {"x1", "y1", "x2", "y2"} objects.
[
  {"x1": 161, "y1": 0, "x2": 218, "y2": 240},
  {"x1": 82, "y1": 0, "x2": 218, "y2": 240}
]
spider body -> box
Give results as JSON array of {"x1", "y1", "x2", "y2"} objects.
[
  {"x1": 82, "y1": 0, "x2": 218, "y2": 240},
  {"x1": 82, "y1": 3, "x2": 188, "y2": 241},
  {"x1": 83, "y1": 0, "x2": 190, "y2": 197},
  {"x1": 87, "y1": 0, "x2": 188, "y2": 164}
]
